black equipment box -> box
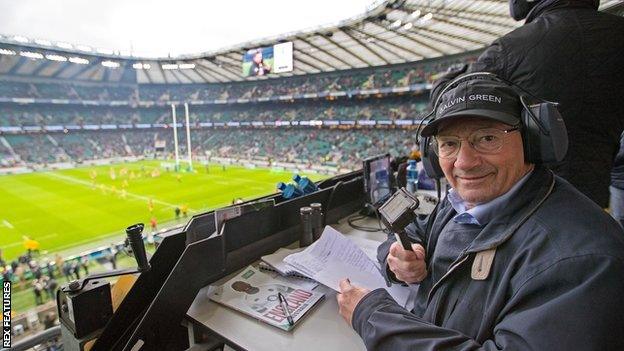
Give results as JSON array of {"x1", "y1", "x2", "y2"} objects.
[{"x1": 57, "y1": 279, "x2": 114, "y2": 338}]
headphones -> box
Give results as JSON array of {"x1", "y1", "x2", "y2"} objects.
[{"x1": 417, "y1": 72, "x2": 568, "y2": 179}]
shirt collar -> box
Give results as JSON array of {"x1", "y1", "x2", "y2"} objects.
[{"x1": 448, "y1": 169, "x2": 534, "y2": 226}]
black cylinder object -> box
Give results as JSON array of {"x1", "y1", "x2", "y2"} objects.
[
  {"x1": 310, "y1": 203, "x2": 324, "y2": 241},
  {"x1": 126, "y1": 223, "x2": 151, "y2": 272},
  {"x1": 300, "y1": 207, "x2": 314, "y2": 247}
]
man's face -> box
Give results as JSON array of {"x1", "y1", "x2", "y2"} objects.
[
  {"x1": 253, "y1": 52, "x2": 262, "y2": 63},
  {"x1": 437, "y1": 117, "x2": 533, "y2": 207}
]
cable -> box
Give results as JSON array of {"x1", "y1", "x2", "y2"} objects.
[
  {"x1": 326, "y1": 180, "x2": 344, "y2": 215},
  {"x1": 347, "y1": 214, "x2": 383, "y2": 232}
]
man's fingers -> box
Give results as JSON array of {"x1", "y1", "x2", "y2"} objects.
[
  {"x1": 389, "y1": 242, "x2": 402, "y2": 257},
  {"x1": 411, "y1": 244, "x2": 426, "y2": 260},
  {"x1": 339, "y1": 278, "x2": 352, "y2": 292}
]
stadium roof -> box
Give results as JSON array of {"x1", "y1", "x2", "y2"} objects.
[{"x1": 0, "y1": 0, "x2": 623, "y2": 84}]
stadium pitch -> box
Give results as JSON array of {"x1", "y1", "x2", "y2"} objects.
[{"x1": 0, "y1": 160, "x2": 328, "y2": 260}]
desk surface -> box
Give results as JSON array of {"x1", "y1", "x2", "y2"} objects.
[{"x1": 186, "y1": 215, "x2": 388, "y2": 351}]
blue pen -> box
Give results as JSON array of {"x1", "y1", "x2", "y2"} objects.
[{"x1": 278, "y1": 292, "x2": 294, "y2": 326}]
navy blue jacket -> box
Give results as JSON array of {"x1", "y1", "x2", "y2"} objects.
[
  {"x1": 611, "y1": 132, "x2": 624, "y2": 189},
  {"x1": 352, "y1": 166, "x2": 624, "y2": 350}
]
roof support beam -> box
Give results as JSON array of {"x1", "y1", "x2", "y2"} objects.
[
  {"x1": 407, "y1": 29, "x2": 467, "y2": 51},
  {"x1": 340, "y1": 28, "x2": 391, "y2": 65},
  {"x1": 321, "y1": 34, "x2": 372, "y2": 66},
  {"x1": 293, "y1": 50, "x2": 327, "y2": 71},
  {"x1": 174, "y1": 67, "x2": 196, "y2": 83},
  {"x1": 29, "y1": 60, "x2": 52, "y2": 76},
  {"x1": 102, "y1": 66, "x2": 111, "y2": 82},
  {"x1": 297, "y1": 36, "x2": 355, "y2": 69},
  {"x1": 153, "y1": 62, "x2": 171, "y2": 84},
  {"x1": 68, "y1": 58, "x2": 102, "y2": 80},
  {"x1": 6, "y1": 56, "x2": 26, "y2": 75},
  {"x1": 191, "y1": 66, "x2": 218, "y2": 83},
  {"x1": 204, "y1": 58, "x2": 242, "y2": 79},
  {"x1": 403, "y1": 4, "x2": 511, "y2": 20},
  {"x1": 365, "y1": 21, "x2": 434, "y2": 58},
  {"x1": 348, "y1": 26, "x2": 414, "y2": 61},
  {"x1": 415, "y1": 26, "x2": 489, "y2": 46},
  {"x1": 368, "y1": 21, "x2": 445, "y2": 56},
  {"x1": 196, "y1": 61, "x2": 236, "y2": 82},
  {"x1": 402, "y1": 6, "x2": 516, "y2": 31},
  {"x1": 424, "y1": 15, "x2": 503, "y2": 38},
  {"x1": 139, "y1": 68, "x2": 153, "y2": 84}
]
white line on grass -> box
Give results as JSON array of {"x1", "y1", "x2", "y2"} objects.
[
  {"x1": 2, "y1": 219, "x2": 14, "y2": 229},
  {"x1": 43, "y1": 171, "x2": 198, "y2": 212},
  {"x1": 2, "y1": 233, "x2": 59, "y2": 249}
]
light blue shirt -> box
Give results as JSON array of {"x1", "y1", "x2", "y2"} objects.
[{"x1": 447, "y1": 170, "x2": 534, "y2": 226}]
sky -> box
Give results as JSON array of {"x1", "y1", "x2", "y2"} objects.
[{"x1": 0, "y1": 0, "x2": 378, "y2": 58}]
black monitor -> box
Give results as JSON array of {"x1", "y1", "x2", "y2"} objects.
[{"x1": 363, "y1": 153, "x2": 393, "y2": 207}]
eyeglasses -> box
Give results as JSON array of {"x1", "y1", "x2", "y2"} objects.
[{"x1": 431, "y1": 126, "x2": 521, "y2": 159}]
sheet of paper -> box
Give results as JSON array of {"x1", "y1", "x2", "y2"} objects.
[
  {"x1": 284, "y1": 226, "x2": 410, "y2": 306},
  {"x1": 349, "y1": 236, "x2": 382, "y2": 263}
]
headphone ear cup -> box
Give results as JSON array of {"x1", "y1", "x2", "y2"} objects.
[
  {"x1": 521, "y1": 108, "x2": 537, "y2": 163},
  {"x1": 521, "y1": 103, "x2": 569, "y2": 164},
  {"x1": 420, "y1": 136, "x2": 444, "y2": 179}
]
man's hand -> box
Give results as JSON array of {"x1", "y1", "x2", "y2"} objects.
[
  {"x1": 387, "y1": 242, "x2": 427, "y2": 284},
  {"x1": 337, "y1": 279, "x2": 370, "y2": 326}
]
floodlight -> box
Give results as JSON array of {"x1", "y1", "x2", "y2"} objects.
[
  {"x1": 69, "y1": 57, "x2": 89, "y2": 64},
  {"x1": 101, "y1": 60, "x2": 120, "y2": 68},
  {"x1": 0, "y1": 49, "x2": 16, "y2": 56},
  {"x1": 20, "y1": 51, "x2": 44, "y2": 59},
  {"x1": 46, "y1": 54, "x2": 68, "y2": 62},
  {"x1": 162, "y1": 64, "x2": 178, "y2": 70},
  {"x1": 178, "y1": 63, "x2": 195, "y2": 69}
]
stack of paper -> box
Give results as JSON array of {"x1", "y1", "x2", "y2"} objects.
[{"x1": 284, "y1": 226, "x2": 410, "y2": 306}]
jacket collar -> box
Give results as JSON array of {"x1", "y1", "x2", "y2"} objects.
[
  {"x1": 526, "y1": 0, "x2": 599, "y2": 23},
  {"x1": 461, "y1": 165, "x2": 555, "y2": 253}
]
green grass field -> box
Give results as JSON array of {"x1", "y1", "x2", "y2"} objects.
[{"x1": 0, "y1": 160, "x2": 327, "y2": 261}]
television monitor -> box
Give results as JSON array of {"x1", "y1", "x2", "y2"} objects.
[
  {"x1": 242, "y1": 42, "x2": 293, "y2": 77},
  {"x1": 363, "y1": 154, "x2": 393, "y2": 207}
]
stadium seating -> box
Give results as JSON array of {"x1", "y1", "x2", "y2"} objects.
[
  {"x1": 1, "y1": 128, "x2": 417, "y2": 170},
  {"x1": 0, "y1": 53, "x2": 477, "y2": 169}
]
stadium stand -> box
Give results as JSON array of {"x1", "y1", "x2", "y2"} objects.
[{"x1": 0, "y1": 53, "x2": 472, "y2": 170}]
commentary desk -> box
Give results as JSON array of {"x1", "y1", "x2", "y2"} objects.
[{"x1": 185, "y1": 216, "x2": 388, "y2": 351}]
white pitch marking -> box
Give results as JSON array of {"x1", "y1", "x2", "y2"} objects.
[
  {"x1": 44, "y1": 171, "x2": 198, "y2": 212},
  {"x1": 2, "y1": 219, "x2": 14, "y2": 229}
]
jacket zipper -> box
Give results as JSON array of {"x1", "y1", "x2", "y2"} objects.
[{"x1": 426, "y1": 253, "x2": 470, "y2": 304}]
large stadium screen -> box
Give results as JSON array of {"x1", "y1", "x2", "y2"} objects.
[{"x1": 242, "y1": 42, "x2": 293, "y2": 77}]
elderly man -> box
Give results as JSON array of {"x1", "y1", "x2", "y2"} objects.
[
  {"x1": 433, "y1": 0, "x2": 624, "y2": 208},
  {"x1": 337, "y1": 77, "x2": 624, "y2": 350}
]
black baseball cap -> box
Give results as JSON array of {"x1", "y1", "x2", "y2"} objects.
[{"x1": 421, "y1": 78, "x2": 522, "y2": 137}]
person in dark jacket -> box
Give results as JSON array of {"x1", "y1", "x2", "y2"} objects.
[
  {"x1": 610, "y1": 132, "x2": 624, "y2": 227},
  {"x1": 337, "y1": 78, "x2": 624, "y2": 350},
  {"x1": 432, "y1": 0, "x2": 624, "y2": 208}
]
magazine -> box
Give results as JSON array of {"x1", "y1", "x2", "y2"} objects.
[{"x1": 209, "y1": 266, "x2": 324, "y2": 331}]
